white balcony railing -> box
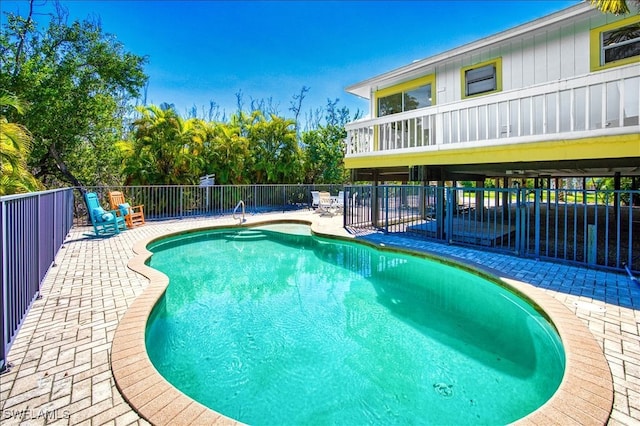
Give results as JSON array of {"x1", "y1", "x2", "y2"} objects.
[{"x1": 345, "y1": 64, "x2": 639, "y2": 156}]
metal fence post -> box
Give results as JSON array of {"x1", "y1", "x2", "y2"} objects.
[
  {"x1": 534, "y1": 188, "x2": 541, "y2": 259},
  {"x1": 384, "y1": 186, "x2": 389, "y2": 233},
  {"x1": 446, "y1": 187, "x2": 453, "y2": 244},
  {"x1": 1, "y1": 199, "x2": 6, "y2": 372},
  {"x1": 52, "y1": 192, "x2": 57, "y2": 269},
  {"x1": 514, "y1": 184, "x2": 521, "y2": 256},
  {"x1": 180, "y1": 187, "x2": 184, "y2": 219}
]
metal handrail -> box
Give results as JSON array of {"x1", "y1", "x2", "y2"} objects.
[{"x1": 233, "y1": 200, "x2": 246, "y2": 224}]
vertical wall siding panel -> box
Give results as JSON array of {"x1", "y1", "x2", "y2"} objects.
[
  {"x1": 435, "y1": 63, "x2": 445, "y2": 104},
  {"x1": 437, "y1": 62, "x2": 454, "y2": 105},
  {"x1": 450, "y1": 60, "x2": 461, "y2": 104},
  {"x1": 522, "y1": 36, "x2": 536, "y2": 87},
  {"x1": 509, "y1": 39, "x2": 524, "y2": 91},
  {"x1": 450, "y1": 59, "x2": 462, "y2": 103},
  {"x1": 534, "y1": 33, "x2": 548, "y2": 84},
  {"x1": 590, "y1": 12, "x2": 610, "y2": 30},
  {"x1": 470, "y1": 53, "x2": 482, "y2": 67},
  {"x1": 574, "y1": 18, "x2": 591, "y2": 75},
  {"x1": 546, "y1": 27, "x2": 562, "y2": 81},
  {"x1": 489, "y1": 46, "x2": 501, "y2": 65},
  {"x1": 560, "y1": 23, "x2": 576, "y2": 79},
  {"x1": 500, "y1": 43, "x2": 513, "y2": 92}
]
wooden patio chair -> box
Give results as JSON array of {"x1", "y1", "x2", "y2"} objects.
[
  {"x1": 84, "y1": 192, "x2": 126, "y2": 236},
  {"x1": 108, "y1": 190, "x2": 145, "y2": 228}
]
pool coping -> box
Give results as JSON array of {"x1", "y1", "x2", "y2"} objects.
[{"x1": 111, "y1": 219, "x2": 613, "y2": 425}]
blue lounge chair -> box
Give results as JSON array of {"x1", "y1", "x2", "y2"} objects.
[{"x1": 84, "y1": 192, "x2": 127, "y2": 236}]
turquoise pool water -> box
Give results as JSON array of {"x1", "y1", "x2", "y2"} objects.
[{"x1": 145, "y1": 224, "x2": 565, "y2": 425}]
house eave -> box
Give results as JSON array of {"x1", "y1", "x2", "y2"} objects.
[{"x1": 345, "y1": 2, "x2": 595, "y2": 100}]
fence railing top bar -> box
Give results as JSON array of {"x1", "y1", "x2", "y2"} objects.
[
  {"x1": 86, "y1": 184, "x2": 332, "y2": 189},
  {"x1": 0, "y1": 187, "x2": 76, "y2": 203}
]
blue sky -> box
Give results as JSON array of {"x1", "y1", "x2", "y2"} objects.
[{"x1": 3, "y1": 0, "x2": 579, "y2": 121}]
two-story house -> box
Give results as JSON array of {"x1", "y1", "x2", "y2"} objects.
[{"x1": 344, "y1": 1, "x2": 639, "y2": 187}]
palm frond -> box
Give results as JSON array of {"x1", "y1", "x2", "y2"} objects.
[{"x1": 590, "y1": 0, "x2": 631, "y2": 15}]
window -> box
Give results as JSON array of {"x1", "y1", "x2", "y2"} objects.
[
  {"x1": 378, "y1": 92, "x2": 403, "y2": 116},
  {"x1": 602, "y1": 23, "x2": 640, "y2": 65},
  {"x1": 465, "y1": 64, "x2": 496, "y2": 96},
  {"x1": 404, "y1": 85, "x2": 432, "y2": 111},
  {"x1": 377, "y1": 84, "x2": 432, "y2": 117},
  {"x1": 460, "y1": 58, "x2": 502, "y2": 99},
  {"x1": 590, "y1": 15, "x2": 640, "y2": 71}
]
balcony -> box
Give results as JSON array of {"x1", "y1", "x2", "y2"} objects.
[{"x1": 345, "y1": 64, "x2": 639, "y2": 157}]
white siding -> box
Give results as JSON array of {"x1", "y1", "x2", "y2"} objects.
[
  {"x1": 509, "y1": 39, "x2": 523, "y2": 90},
  {"x1": 574, "y1": 18, "x2": 591, "y2": 75},
  {"x1": 533, "y1": 33, "x2": 547, "y2": 84},
  {"x1": 426, "y1": 12, "x2": 637, "y2": 108},
  {"x1": 547, "y1": 27, "x2": 561, "y2": 81},
  {"x1": 560, "y1": 23, "x2": 576, "y2": 79},
  {"x1": 501, "y1": 42, "x2": 513, "y2": 92},
  {"x1": 435, "y1": 61, "x2": 459, "y2": 105},
  {"x1": 521, "y1": 36, "x2": 536, "y2": 88}
]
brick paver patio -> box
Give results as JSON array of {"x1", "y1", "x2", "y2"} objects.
[{"x1": 0, "y1": 211, "x2": 638, "y2": 425}]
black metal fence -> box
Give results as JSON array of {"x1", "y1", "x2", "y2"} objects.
[
  {"x1": 0, "y1": 184, "x2": 342, "y2": 371},
  {"x1": 2, "y1": 183, "x2": 638, "y2": 371},
  {"x1": 344, "y1": 185, "x2": 640, "y2": 272},
  {"x1": 0, "y1": 188, "x2": 75, "y2": 372},
  {"x1": 79, "y1": 184, "x2": 344, "y2": 222}
]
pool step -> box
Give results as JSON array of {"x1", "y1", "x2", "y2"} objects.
[{"x1": 222, "y1": 230, "x2": 268, "y2": 241}]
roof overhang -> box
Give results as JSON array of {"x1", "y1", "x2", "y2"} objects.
[{"x1": 345, "y1": 2, "x2": 595, "y2": 100}]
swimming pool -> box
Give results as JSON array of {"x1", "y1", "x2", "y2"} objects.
[{"x1": 143, "y1": 223, "x2": 565, "y2": 425}]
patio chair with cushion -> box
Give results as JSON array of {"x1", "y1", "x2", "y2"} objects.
[
  {"x1": 108, "y1": 190, "x2": 145, "y2": 228},
  {"x1": 335, "y1": 190, "x2": 345, "y2": 212},
  {"x1": 311, "y1": 191, "x2": 320, "y2": 210},
  {"x1": 85, "y1": 192, "x2": 126, "y2": 236},
  {"x1": 318, "y1": 191, "x2": 337, "y2": 216}
]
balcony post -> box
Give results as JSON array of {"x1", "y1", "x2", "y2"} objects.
[{"x1": 435, "y1": 113, "x2": 444, "y2": 145}]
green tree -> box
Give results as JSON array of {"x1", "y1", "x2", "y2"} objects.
[
  {"x1": 302, "y1": 125, "x2": 348, "y2": 184},
  {"x1": 301, "y1": 99, "x2": 360, "y2": 184},
  {"x1": 0, "y1": 1, "x2": 147, "y2": 188},
  {"x1": 246, "y1": 112, "x2": 301, "y2": 184},
  {"x1": 0, "y1": 92, "x2": 42, "y2": 195},
  {"x1": 202, "y1": 121, "x2": 250, "y2": 185},
  {"x1": 119, "y1": 105, "x2": 207, "y2": 184}
]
